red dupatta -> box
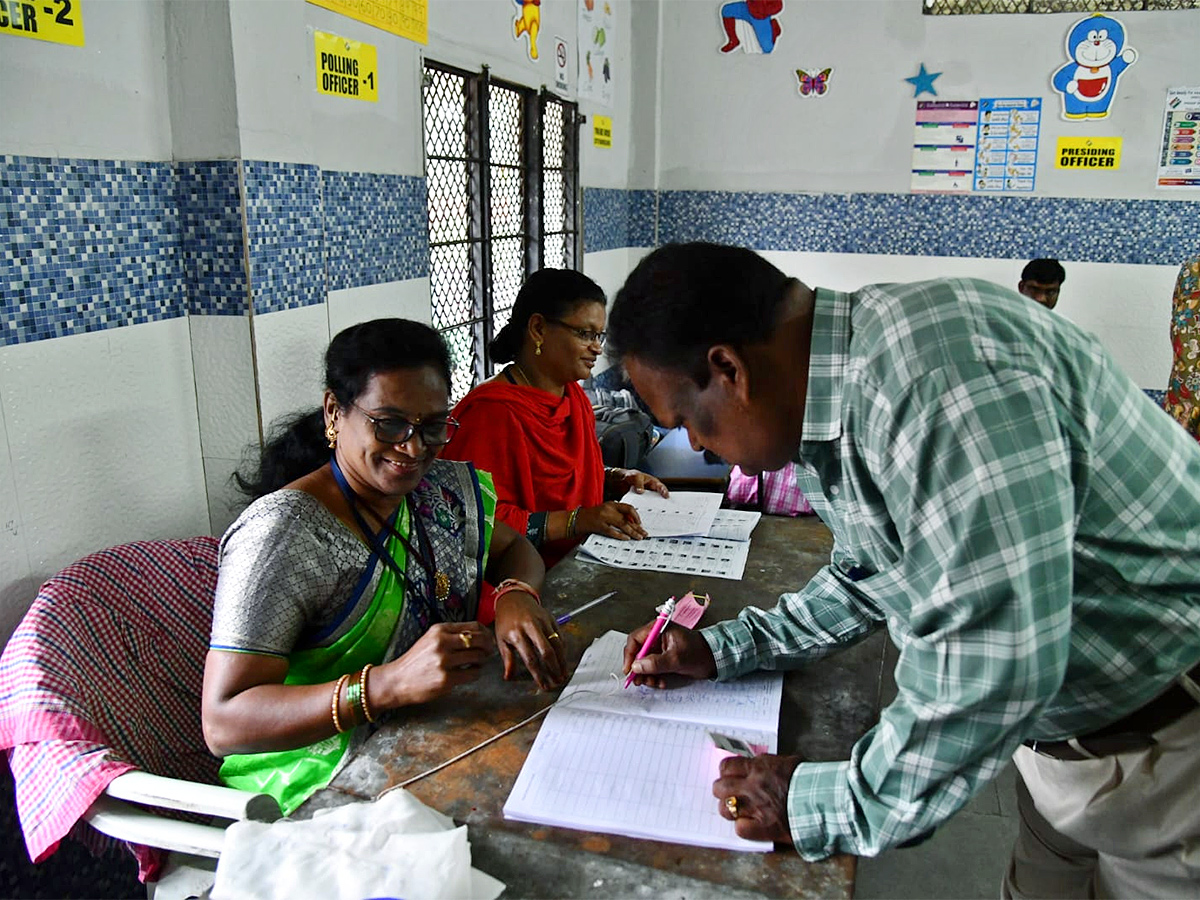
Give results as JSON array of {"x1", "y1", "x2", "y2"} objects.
[{"x1": 441, "y1": 379, "x2": 604, "y2": 566}]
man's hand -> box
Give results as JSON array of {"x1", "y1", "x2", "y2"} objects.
[
  {"x1": 622, "y1": 622, "x2": 717, "y2": 687},
  {"x1": 713, "y1": 753, "x2": 801, "y2": 845}
]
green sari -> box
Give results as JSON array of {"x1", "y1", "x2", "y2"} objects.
[{"x1": 220, "y1": 463, "x2": 496, "y2": 814}]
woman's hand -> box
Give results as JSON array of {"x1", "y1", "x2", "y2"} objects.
[
  {"x1": 375, "y1": 622, "x2": 495, "y2": 707},
  {"x1": 494, "y1": 591, "x2": 568, "y2": 690},
  {"x1": 576, "y1": 501, "x2": 649, "y2": 540},
  {"x1": 607, "y1": 467, "x2": 670, "y2": 498}
]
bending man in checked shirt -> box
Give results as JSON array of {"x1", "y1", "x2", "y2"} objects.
[{"x1": 611, "y1": 242, "x2": 1200, "y2": 899}]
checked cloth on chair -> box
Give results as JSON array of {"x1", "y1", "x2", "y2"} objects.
[{"x1": 0, "y1": 537, "x2": 221, "y2": 881}]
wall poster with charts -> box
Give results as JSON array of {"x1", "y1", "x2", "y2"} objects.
[
  {"x1": 974, "y1": 97, "x2": 1042, "y2": 193},
  {"x1": 1157, "y1": 87, "x2": 1200, "y2": 190}
]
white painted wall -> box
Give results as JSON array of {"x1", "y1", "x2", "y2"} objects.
[
  {"x1": 1, "y1": 0, "x2": 174, "y2": 159},
  {"x1": 0, "y1": 0, "x2": 214, "y2": 641},
  {"x1": 641, "y1": 0, "x2": 1193, "y2": 388},
  {"x1": 0, "y1": 321, "x2": 211, "y2": 639},
  {"x1": 224, "y1": 0, "x2": 639, "y2": 429},
  {"x1": 654, "y1": 0, "x2": 1200, "y2": 197},
  {"x1": 757, "y1": 252, "x2": 1177, "y2": 389}
]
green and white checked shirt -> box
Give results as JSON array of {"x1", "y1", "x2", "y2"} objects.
[{"x1": 701, "y1": 277, "x2": 1200, "y2": 860}]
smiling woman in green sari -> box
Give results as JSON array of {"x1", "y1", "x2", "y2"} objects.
[{"x1": 201, "y1": 318, "x2": 566, "y2": 814}]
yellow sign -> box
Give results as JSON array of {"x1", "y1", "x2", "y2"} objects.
[
  {"x1": 593, "y1": 115, "x2": 613, "y2": 149},
  {"x1": 0, "y1": 0, "x2": 84, "y2": 46},
  {"x1": 315, "y1": 30, "x2": 378, "y2": 102},
  {"x1": 1056, "y1": 137, "x2": 1123, "y2": 170},
  {"x1": 307, "y1": 0, "x2": 426, "y2": 45}
]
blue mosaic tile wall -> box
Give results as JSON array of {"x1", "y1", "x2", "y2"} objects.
[
  {"x1": 176, "y1": 160, "x2": 247, "y2": 316},
  {"x1": 242, "y1": 161, "x2": 325, "y2": 316},
  {"x1": 629, "y1": 190, "x2": 657, "y2": 249},
  {"x1": 1, "y1": 156, "x2": 186, "y2": 346},
  {"x1": 324, "y1": 171, "x2": 429, "y2": 291},
  {"x1": 653, "y1": 191, "x2": 1199, "y2": 267},
  {"x1": 583, "y1": 188, "x2": 630, "y2": 253}
]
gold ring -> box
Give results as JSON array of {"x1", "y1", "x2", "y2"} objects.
[
  {"x1": 548, "y1": 632, "x2": 561, "y2": 641},
  {"x1": 725, "y1": 796, "x2": 739, "y2": 818},
  {"x1": 459, "y1": 632, "x2": 472, "y2": 648}
]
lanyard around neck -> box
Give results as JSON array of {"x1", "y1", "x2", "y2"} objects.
[{"x1": 328, "y1": 456, "x2": 439, "y2": 616}]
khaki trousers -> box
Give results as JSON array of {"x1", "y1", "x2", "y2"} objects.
[{"x1": 1002, "y1": 705, "x2": 1200, "y2": 899}]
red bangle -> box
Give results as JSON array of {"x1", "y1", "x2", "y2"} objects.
[{"x1": 494, "y1": 578, "x2": 542, "y2": 606}]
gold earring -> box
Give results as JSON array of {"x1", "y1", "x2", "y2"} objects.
[
  {"x1": 325, "y1": 421, "x2": 338, "y2": 449},
  {"x1": 535, "y1": 341, "x2": 542, "y2": 356}
]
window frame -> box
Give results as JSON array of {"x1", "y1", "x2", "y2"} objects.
[{"x1": 421, "y1": 59, "x2": 582, "y2": 398}]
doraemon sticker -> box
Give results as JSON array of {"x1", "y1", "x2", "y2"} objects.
[
  {"x1": 795, "y1": 68, "x2": 832, "y2": 98},
  {"x1": 1051, "y1": 14, "x2": 1137, "y2": 121},
  {"x1": 718, "y1": 1, "x2": 784, "y2": 55}
]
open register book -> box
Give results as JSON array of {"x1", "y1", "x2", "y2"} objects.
[{"x1": 503, "y1": 630, "x2": 783, "y2": 852}]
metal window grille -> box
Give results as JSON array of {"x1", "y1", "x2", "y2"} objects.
[
  {"x1": 422, "y1": 61, "x2": 581, "y2": 402},
  {"x1": 924, "y1": 0, "x2": 1197, "y2": 13}
]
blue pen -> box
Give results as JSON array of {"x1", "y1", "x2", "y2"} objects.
[{"x1": 555, "y1": 591, "x2": 618, "y2": 625}]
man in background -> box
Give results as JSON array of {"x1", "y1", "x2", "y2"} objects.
[{"x1": 1018, "y1": 258, "x2": 1066, "y2": 310}]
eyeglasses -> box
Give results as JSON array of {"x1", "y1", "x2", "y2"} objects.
[
  {"x1": 545, "y1": 318, "x2": 607, "y2": 346},
  {"x1": 351, "y1": 403, "x2": 460, "y2": 446}
]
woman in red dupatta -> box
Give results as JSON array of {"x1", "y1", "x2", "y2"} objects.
[{"x1": 442, "y1": 270, "x2": 667, "y2": 566}]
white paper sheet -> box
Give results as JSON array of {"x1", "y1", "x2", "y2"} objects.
[
  {"x1": 619, "y1": 490, "x2": 723, "y2": 537},
  {"x1": 558, "y1": 631, "x2": 782, "y2": 732},
  {"x1": 706, "y1": 510, "x2": 761, "y2": 542},
  {"x1": 503, "y1": 631, "x2": 781, "y2": 852},
  {"x1": 578, "y1": 534, "x2": 751, "y2": 580}
]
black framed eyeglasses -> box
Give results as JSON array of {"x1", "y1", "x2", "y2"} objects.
[
  {"x1": 545, "y1": 318, "x2": 607, "y2": 346},
  {"x1": 351, "y1": 403, "x2": 460, "y2": 446}
]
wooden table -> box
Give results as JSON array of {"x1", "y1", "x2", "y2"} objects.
[{"x1": 297, "y1": 516, "x2": 890, "y2": 899}]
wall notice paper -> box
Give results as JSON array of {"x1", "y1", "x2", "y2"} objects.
[
  {"x1": 912, "y1": 100, "x2": 978, "y2": 194},
  {"x1": 619, "y1": 490, "x2": 723, "y2": 537},
  {"x1": 578, "y1": 0, "x2": 614, "y2": 107},
  {"x1": 1157, "y1": 87, "x2": 1200, "y2": 190},
  {"x1": 315, "y1": 31, "x2": 378, "y2": 102},
  {"x1": 504, "y1": 630, "x2": 782, "y2": 852},
  {"x1": 307, "y1": 0, "x2": 427, "y2": 45},
  {"x1": 0, "y1": 0, "x2": 85, "y2": 46},
  {"x1": 974, "y1": 97, "x2": 1041, "y2": 192},
  {"x1": 1055, "y1": 136, "x2": 1122, "y2": 170},
  {"x1": 592, "y1": 114, "x2": 613, "y2": 148},
  {"x1": 578, "y1": 510, "x2": 759, "y2": 580}
]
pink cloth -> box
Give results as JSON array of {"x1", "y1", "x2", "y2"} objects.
[
  {"x1": 726, "y1": 463, "x2": 813, "y2": 516},
  {"x1": 0, "y1": 538, "x2": 222, "y2": 882}
]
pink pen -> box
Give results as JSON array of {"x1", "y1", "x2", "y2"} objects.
[{"x1": 624, "y1": 596, "x2": 677, "y2": 688}]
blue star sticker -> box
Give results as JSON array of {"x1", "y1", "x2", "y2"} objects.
[{"x1": 905, "y1": 63, "x2": 941, "y2": 98}]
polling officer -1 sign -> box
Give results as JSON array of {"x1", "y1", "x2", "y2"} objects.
[{"x1": 315, "y1": 30, "x2": 378, "y2": 102}]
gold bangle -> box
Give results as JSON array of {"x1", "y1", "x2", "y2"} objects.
[
  {"x1": 331, "y1": 673, "x2": 351, "y2": 734},
  {"x1": 567, "y1": 506, "x2": 581, "y2": 538},
  {"x1": 359, "y1": 664, "x2": 375, "y2": 724}
]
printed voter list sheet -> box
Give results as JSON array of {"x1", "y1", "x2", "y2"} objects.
[
  {"x1": 619, "y1": 490, "x2": 722, "y2": 537},
  {"x1": 705, "y1": 510, "x2": 760, "y2": 542},
  {"x1": 579, "y1": 534, "x2": 751, "y2": 580}
]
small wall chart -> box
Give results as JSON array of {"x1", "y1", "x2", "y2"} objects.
[
  {"x1": 974, "y1": 97, "x2": 1041, "y2": 192},
  {"x1": 1157, "y1": 87, "x2": 1200, "y2": 190},
  {"x1": 911, "y1": 101, "x2": 977, "y2": 194}
]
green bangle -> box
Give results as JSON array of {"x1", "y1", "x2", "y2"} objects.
[
  {"x1": 345, "y1": 678, "x2": 362, "y2": 727},
  {"x1": 567, "y1": 506, "x2": 581, "y2": 538}
]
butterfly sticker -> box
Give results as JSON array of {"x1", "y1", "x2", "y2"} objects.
[{"x1": 796, "y1": 67, "x2": 832, "y2": 98}]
